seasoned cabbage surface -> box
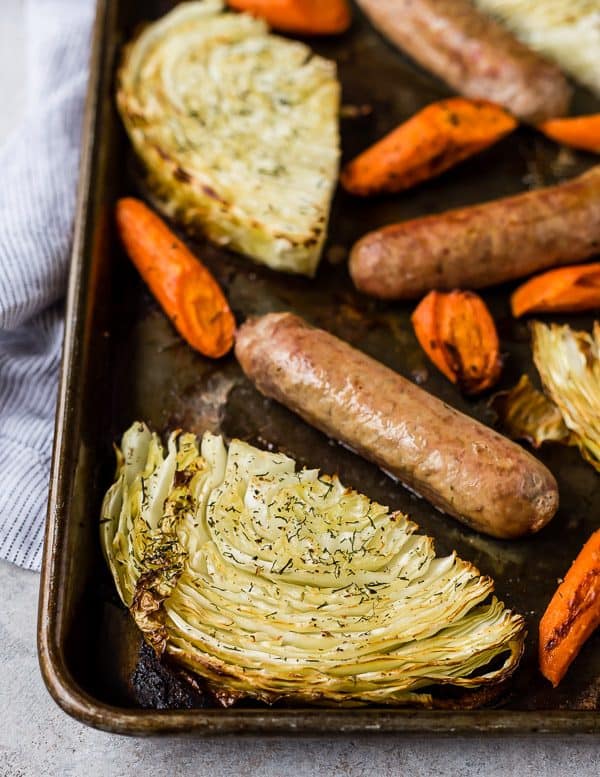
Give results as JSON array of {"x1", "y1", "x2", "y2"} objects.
[
  {"x1": 474, "y1": 0, "x2": 600, "y2": 95},
  {"x1": 101, "y1": 422, "x2": 525, "y2": 706},
  {"x1": 117, "y1": 0, "x2": 340, "y2": 276}
]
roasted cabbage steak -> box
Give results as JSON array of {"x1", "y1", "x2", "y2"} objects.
[
  {"x1": 101, "y1": 422, "x2": 525, "y2": 706},
  {"x1": 116, "y1": 0, "x2": 340, "y2": 276}
]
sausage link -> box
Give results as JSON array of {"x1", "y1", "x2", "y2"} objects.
[
  {"x1": 350, "y1": 165, "x2": 600, "y2": 300},
  {"x1": 355, "y1": 0, "x2": 571, "y2": 123},
  {"x1": 235, "y1": 312, "x2": 558, "y2": 539}
]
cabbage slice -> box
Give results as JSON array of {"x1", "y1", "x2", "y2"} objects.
[
  {"x1": 101, "y1": 422, "x2": 525, "y2": 706},
  {"x1": 533, "y1": 322, "x2": 600, "y2": 471},
  {"x1": 473, "y1": 0, "x2": 600, "y2": 96},
  {"x1": 116, "y1": 0, "x2": 340, "y2": 276}
]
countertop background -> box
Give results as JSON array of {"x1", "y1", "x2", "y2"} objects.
[{"x1": 0, "y1": 1, "x2": 598, "y2": 774}]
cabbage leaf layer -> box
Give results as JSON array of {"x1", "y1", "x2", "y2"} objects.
[
  {"x1": 490, "y1": 374, "x2": 572, "y2": 449},
  {"x1": 101, "y1": 422, "x2": 525, "y2": 706}
]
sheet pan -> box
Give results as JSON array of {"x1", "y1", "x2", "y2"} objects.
[{"x1": 38, "y1": 0, "x2": 600, "y2": 734}]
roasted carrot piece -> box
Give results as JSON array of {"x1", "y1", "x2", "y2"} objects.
[
  {"x1": 412, "y1": 290, "x2": 502, "y2": 394},
  {"x1": 539, "y1": 530, "x2": 600, "y2": 687},
  {"x1": 115, "y1": 198, "x2": 235, "y2": 358},
  {"x1": 538, "y1": 115, "x2": 600, "y2": 154},
  {"x1": 511, "y1": 263, "x2": 600, "y2": 317},
  {"x1": 410, "y1": 291, "x2": 455, "y2": 383},
  {"x1": 226, "y1": 0, "x2": 351, "y2": 35},
  {"x1": 341, "y1": 98, "x2": 517, "y2": 196}
]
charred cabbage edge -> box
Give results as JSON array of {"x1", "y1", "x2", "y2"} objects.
[
  {"x1": 101, "y1": 422, "x2": 525, "y2": 706},
  {"x1": 116, "y1": 0, "x2": 340, "y2": 276}
]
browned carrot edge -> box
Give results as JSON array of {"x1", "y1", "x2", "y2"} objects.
[
  {"x1": 341, "y1": 98, "x2": 517, "y2": 196},
  {"x1": 511, "y1": 263, "x2": 600, "y2": 317},
  {"x1": 412, "y1": 291, "x2": 455, "y2": 383},
  {"x1": 538, "y1": 115, "x2": 600, "y2": 154},
  {"x1": 412, "y1": 290, "x2": 501, "y2": 394},
  {"x1": 226, "y1": 0, "x2": 351, "y2": 35},
  {"x1": 539, "y1": 529, "x2": 600, "y2": 687},
  {"x1": 115, "y1": 198, "x2": 235, "y2": 358}
]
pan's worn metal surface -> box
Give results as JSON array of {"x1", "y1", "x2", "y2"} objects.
[{"x1": 38, "y1": 0, "x2": 600, "y2": 734}]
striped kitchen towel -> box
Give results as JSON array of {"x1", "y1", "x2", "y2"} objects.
[{"x1": 0, "y1": 0, "x2": 94, "y2": 570}]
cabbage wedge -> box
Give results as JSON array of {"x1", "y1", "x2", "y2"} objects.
[
  {"x1": 116, "y1": 0, "x2": 340, "y2": 276},
  {"x1": 473, "y1": 0, "x2": 600, "y2": 96},
  {"x1": 533, "y1": 322, "x2": 600, "y2": 472},
  {"x1": 101, "y1": 422, "x2": 525, "y2": 706}
]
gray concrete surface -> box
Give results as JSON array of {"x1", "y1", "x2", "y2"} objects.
[{"x1": 0, "y1": 1, "x2": 598, "y2": 775}]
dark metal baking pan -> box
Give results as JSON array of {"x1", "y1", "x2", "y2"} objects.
[{"x1": 38, "y1": 0, "x2": 600, "y2": 735}]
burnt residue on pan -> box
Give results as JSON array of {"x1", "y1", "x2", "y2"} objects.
[{"x1": 131, "y1": 642, "x2": 213, "y2": 710}]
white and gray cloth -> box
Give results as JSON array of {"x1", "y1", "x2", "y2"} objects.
[{"x1": 0, "y1": 0, "x2": 94, "y2": 570}]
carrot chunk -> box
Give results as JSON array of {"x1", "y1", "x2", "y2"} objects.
[
  {"x1": 226, "y1": 0, "x2": 351, "y2": 35},
  {"x1": 539, "y1": 530, "x2": 600, "y2": 687},
  {"x1": 341, "y1": 98, "x2": 517, "y2": 196},
  {"x1": 115, "y1": 198, "x2": 235, "y2": 358},
  {"x1": 412, "y1": 290, "x2": 502, "y2": 394},
  {"x1": 511, "y1": 263, "x2": 600, "y2": 317},
  {"x1": 538, "y1": 115, "x2": 600, "y2": 154}
]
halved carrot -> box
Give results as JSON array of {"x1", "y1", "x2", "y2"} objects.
[
  {"x1": 411, "y1": 291, "x2": 455, "y2": 384},
  {"x1": 511, "y1": 263, "x2": 600, "y2": 317},
  {"x1": 341, "y1": 98, "x2": 517, "y2": 196},
  {"x1": 539, "y1": 529, "x2": 600, "y2": 687},
  {"x1": 538, "y1": 115, "x2": 600, "y2": 154},
  {"x1": 226, "y1": 0, "x2": 351, "y2": 35},
  {"x1": 411, "y1": 290, "x2": 501, "y2": 394},
  {"x1": 115, "y1": 198, "x2": 235, "y2": 358}
]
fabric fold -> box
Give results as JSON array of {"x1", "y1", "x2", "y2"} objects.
[{"x1": 0, "y1": 0, "x2": 94, "y2": 570}]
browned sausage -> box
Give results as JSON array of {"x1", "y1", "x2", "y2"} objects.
[
  {"x1": 350, "y1": 165, "x2": 600, "y2": 300},
  {"x1": 235, "y1": 312, "x2": 558, "y2": 539},
  {"x1": 355, "y1": 0, "x2": 571, "y2": 123}
]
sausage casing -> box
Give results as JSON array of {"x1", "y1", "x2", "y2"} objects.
[
  {"x1": 355, "y1": 0, "x2": 571, "y2": 123},
  {"x1": 350, "y1": 166, "x2": 600, "y2": 300},
  {"x1": 235, "y1": 312, "x2": 559, "y2": 539}
]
